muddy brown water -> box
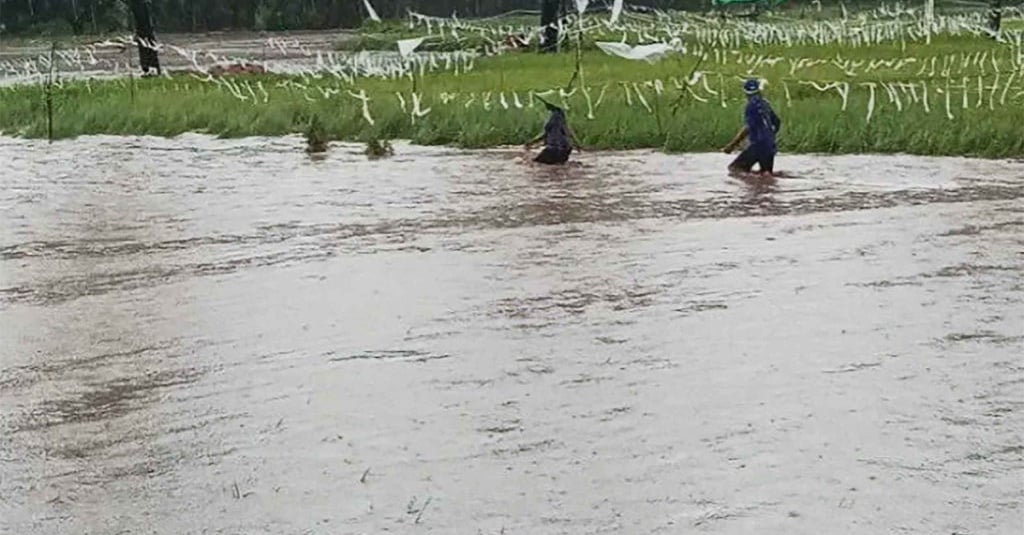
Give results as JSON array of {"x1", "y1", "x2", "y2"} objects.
[{"x1": 0, "y1": 136, "x2": 1022, "y2": 534}]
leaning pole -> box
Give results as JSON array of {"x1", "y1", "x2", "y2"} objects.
[{"x1": 924, "y1": 0, "x2": 934, "y2": 44}]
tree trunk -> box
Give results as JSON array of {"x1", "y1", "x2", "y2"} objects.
[
  {"x1": 989, "y1": 0, "x2": 1002, "y2": 37},
  {"x1": 540, "y1": 0, "x2": 561, "y2": 53},
  {"x1": 128, "y1": 0, "x2": 161, "y2": 75}
]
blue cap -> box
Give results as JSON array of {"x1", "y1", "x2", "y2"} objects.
[{"x1": 743, "y1": 79, "x2": 761, "y2": 94}]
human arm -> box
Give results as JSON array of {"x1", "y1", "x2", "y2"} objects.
[
  {"x1": 565, "y1": 124, "x2": 583, "y2": 151},
  {"x1": 722, "y1": 126, "x2": 748, "y2": 154}
]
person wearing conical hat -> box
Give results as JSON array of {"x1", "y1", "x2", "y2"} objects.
[
  {"x1": 525, "y1": 98, "x2": 582, "y2": 165},
  {"x1": 722, "y1": 78, "x2": 782, "y2": 178}
]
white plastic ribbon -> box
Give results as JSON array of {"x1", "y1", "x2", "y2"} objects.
[
  {"x1": 397, "y1": 38, "x2": 425, "y2": 58},
  {"x1": 610, "y1": 0, "x2": 624, "y2": 25},
  {"x1": 362, "y1": 0, "x2": 381, "y2": 22}
]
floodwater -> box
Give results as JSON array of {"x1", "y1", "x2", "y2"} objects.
[{"x1": 0, "y1": 136, "x2": 1021, "y2": 534}]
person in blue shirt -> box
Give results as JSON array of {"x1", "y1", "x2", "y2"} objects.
[
  {"x1": 722, "y1": 78, "x2": 782, "y2": 177},
  {"x1": 525, "y1": 100, "x2": 582, "y2": 165}
]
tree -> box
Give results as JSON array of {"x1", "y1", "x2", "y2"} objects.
[
  {"x1": 539, "y1": 0, "x2": 562, "y2": 53},
  {"x1": 0, "y1": 1, "x2": 717, "y2": 36},
  {"x1": 127, "y1": 0, "x2": 160, "y2": 74},
  {"x1": 989, "y1": 0, "x2": 1002, "y2": 37}
]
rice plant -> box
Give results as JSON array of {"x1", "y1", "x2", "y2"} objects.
[{"x1": 1, "y1": 6, "x2": 1023, "y2": 157}]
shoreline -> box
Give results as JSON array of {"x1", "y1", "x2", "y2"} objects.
[{"x1": 2, "y1": 133, "x2": 1020, "y2": 163}]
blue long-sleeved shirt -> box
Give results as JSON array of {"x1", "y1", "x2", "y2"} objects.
[
  {"x1": 544, "y1": 110, "x2": 571, "y2": 150},
  {"x1": 744, "y1": 95, "x2": 781, "y2": 153}
]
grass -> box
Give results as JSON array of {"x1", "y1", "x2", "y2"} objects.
[
  {"x1": 2, "y1": 27, "x2": 1024, "y2": 157},
  {"x1": 304, "y1": 114, "x2": 328, "y2": 153},
  {"x1": 335, "y1": 6, "x2": 1022, "y2": 52},
  {"x1": 364, "y1": 137, "x2": 395, "y2": 159},
  {"x1": 335, "y1": 16, "x2": 542, "y2": 53}
]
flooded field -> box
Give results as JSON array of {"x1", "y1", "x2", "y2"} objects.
[
  {"x1": 0, "y1": 136, "x2": 1022, "y2": 534},
  {"x1": 0, "y1": 30, "x2": 353, "y2": 83}
]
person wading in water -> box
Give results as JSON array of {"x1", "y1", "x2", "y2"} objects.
[
  {"x1": 722, "y1": 78, "x2": 782, "y2": 178},
  {"x1": 525, "y1": 100, "x2": 582, "y2": 165}
]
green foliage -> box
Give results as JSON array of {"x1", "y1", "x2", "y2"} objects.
[
  {"x1": 0, "y1": 1, "x2": 553, "y2": 35},
  {"x1": 2, "y1": 32, "x2": 1023, "y2": 158},
  {"x1": 335, "y1": 32, "x2": 497, "y2": 53},
  {"x1": 365, "y1": 137, "x2": 395, "y2": 159},
  {"x1": 0, "y1": 2, "x2": 1013, "y2": 36},
  {"x1": 305, "y1": 114, "x2": 328, "y2": 153}
]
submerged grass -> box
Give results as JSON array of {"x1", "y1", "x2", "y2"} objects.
[
  {"x1": 2, "y1": 33, "x2": 1024, "y2": 157},
  {"x1": 364, "y1": 137, "x2": 395, "y2": 159},
  {"x1": 304, "y1": 114, "x2": 328, "y2": 153}
]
